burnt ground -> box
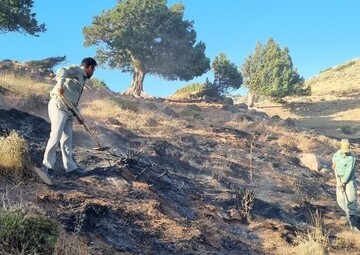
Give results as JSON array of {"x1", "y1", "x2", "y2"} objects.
[{"x1": 0, "y1": 100, "x2": 356, "y2": 254}]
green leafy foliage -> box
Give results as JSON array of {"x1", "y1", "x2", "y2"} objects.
[
  {"x1": 0, "y1": 203, "x2": 60, "y2": 255},
  {"x1": 242, "y1": 38, "x2": 310, "y2": 100},
  {"x1": 0, "y1": 0, "x2": 46, "y2": 36},
  {"x1": 171, "y1": 82, "x2": 207, "y2": 99},
  {"x1": 211, "y1": 52, "x2": 242, "y2": 94},
  {"x1": 172, "y1": 53, "x2": 242, "y2": 100},
  {"x1": 83, "y1": 0, "x2": 210, "y2": 96}
]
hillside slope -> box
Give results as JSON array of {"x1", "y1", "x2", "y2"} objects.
[
  {"x1": 1, "y1": 74, "x2": 359, "y2": 254},
  {"x1": 255, "y1": 58, "x2": 360, "y2": 141}
]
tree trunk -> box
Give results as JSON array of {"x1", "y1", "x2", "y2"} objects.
[
  {"x1": 122, "y1": 67, "x2": 152, "y2": 98},
  {"x1": 247, "y1": 91, "x2": 254, "y2": 108}
]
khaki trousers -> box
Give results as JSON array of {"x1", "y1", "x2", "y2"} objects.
[{"x1": 42, "y1": 98, "x2": 77, "y2": 172}]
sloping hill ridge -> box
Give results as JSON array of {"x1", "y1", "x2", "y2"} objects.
[
  {"x1": 0, "y1": 72, "x2": 359, "y2": 254},
  {"x1": 255, "y1": 58, "x2": 360, "y2": 141},
  {"x1": 306, "y1": 58, "x2": 360, "y2": 96}
]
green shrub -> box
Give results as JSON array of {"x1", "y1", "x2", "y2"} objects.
[
  {"x1": 90, "y1": 77, "x2": 109, "y2": 90},
  {"x1": 0, "y1": 203, "x2": 60, "y2": 255},
  {"x1": 170, "y1": 82, "x2": 207, "y2": 99}
]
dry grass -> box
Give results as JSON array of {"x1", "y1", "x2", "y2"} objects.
[
  {"x1": 261, "y1": 231, "x2": 287, "y2": 253},
  {"x1": 0, "y1": 73, "x2": 51, "y2": 111},
  {"x1": 0, "y1": 73, "x2": 50, "y2": 95},
  {"x1": 315, "y1": 134, "x2": 338, "y2": 149},
  {"x1": 82, "y1": 98, "x2": 182, "y2": 133},
  {"x1": 53, "y1": 232, "x2": 90, "y2": 255},
  {"x1": 254, "y1": 221, "x2": 292, "y2": 255},
  {"x1": 235, "y1": 120, "x2": 315, "y2": 152},
  {"x1": 255, "y1": 59, "x2": 360, "y2": 139},
  {"x1": 123, "y1": 200, "x2": 200, "y2": 242},
  {"x1": 292, "y1": 237, "x2": 326, "y2": 255},
  {"x1": 306, "y1": 59, "x2": 360, "y2": 96},
  {"x1": 132, "y1": 181, "x2": 152, "y2": 191},
  {"x1": 331, "y1": 231, "x2": 360, "y2": 251},
  {"x1": 291, "y1": 211, "x2": 329, "y2": 255},
  {"x1": 277, "y1": 134, "x2": 317, "y2": 153},
  {"x1": 0, "y1": 131, "x2": 29, "y2": 182}
]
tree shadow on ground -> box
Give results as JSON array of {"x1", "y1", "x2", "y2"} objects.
[{"x1": 287, "y1": 97, "x2": 359, "y2": 117}]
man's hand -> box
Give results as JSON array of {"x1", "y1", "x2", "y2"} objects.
[
  {"x1": 76, "y1": 115, "x2": 84, "y2": 125},
  {"x1": 58, "y1": 87, "x2": 64, "y2": 95},
  {"x1": 337, "y1": 182, "x2": 345, "y2": 190}
]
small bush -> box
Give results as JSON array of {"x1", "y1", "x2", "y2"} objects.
[
  {"x1": 0, "y1": 131, "x2": 29, "y2": 182},
  {"x1": 89, "y1": 77, "x2": 109, "y2": 90},
  {"x1": 0, "y1": 203, "x2": 60, "y2": 255},
  {"x1": 170, "y1": 82, "x2": 207, "y2": 99}
]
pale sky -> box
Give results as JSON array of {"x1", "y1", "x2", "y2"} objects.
[{"x1": 1, "y1": 1, "x2": 360, "y2": 97}]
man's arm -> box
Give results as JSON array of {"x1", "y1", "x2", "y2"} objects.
[
  {"x1": 55, "y1": 67, "x2": 68, "y2": 95},
  {"x1": 332, "y1": 161, "x2": 343, "y2": 189},
  {"x1": 341, "y1": 156, "x2": 356, "y2": 184}
]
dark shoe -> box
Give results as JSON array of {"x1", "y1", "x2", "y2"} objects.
[
  {"x1": 65, "y1": 168, "x2": 87, "y2": 178},
  {"x1": 47, "y1": 168, "x2": 54, "y2": 179},
  {"x1": 349, "y1": 216, "x2": 360, "y2": 232},
  {"x1": 33, "y1": 166, "x2": 53, "y2": 185}
]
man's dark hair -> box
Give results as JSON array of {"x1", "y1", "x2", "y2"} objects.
[{"x1": 81, "y1": 57, "x2": 97, "y2": 68}]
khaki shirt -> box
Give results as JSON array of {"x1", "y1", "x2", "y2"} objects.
[{"x1": 50, "y1": 65, "x2": 87, "y2": 106}]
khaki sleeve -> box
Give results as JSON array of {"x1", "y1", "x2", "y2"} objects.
[{"x1": 56, "y1": 67, "x2": 68, "y2": 88}]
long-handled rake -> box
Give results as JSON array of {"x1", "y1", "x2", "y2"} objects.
[{"x1": 59, "y1": 94, "x2": 110, "y2": 151}]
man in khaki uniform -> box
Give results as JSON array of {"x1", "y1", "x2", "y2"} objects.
[
  {"x1": 332, "y1": 138, "x2": 359, "y2": 232},
  {"x1": 34, "y1": 57, "x2": 97, "y2": 185}
]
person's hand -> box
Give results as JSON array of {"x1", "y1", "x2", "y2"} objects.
[
  {"x1": 58, "y1": 87, "x2": 64, "y2": 95},
  {"x1": 337, "y1": 182, "x2": 345, "y2": 190},
  {"x1": 76, "y1": 116, "x2": 84, "y2": 125}
]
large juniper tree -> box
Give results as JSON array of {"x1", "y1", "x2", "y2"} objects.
[
  {"x1": 83, "y1": 0, "x2": 210, "y2": 97},
  {"x1": 0, "y1": 0, "x2": 46, "y2": 36},
  {"x1": 242, "y1": 38, "x2": 308, "y2": 106}
]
